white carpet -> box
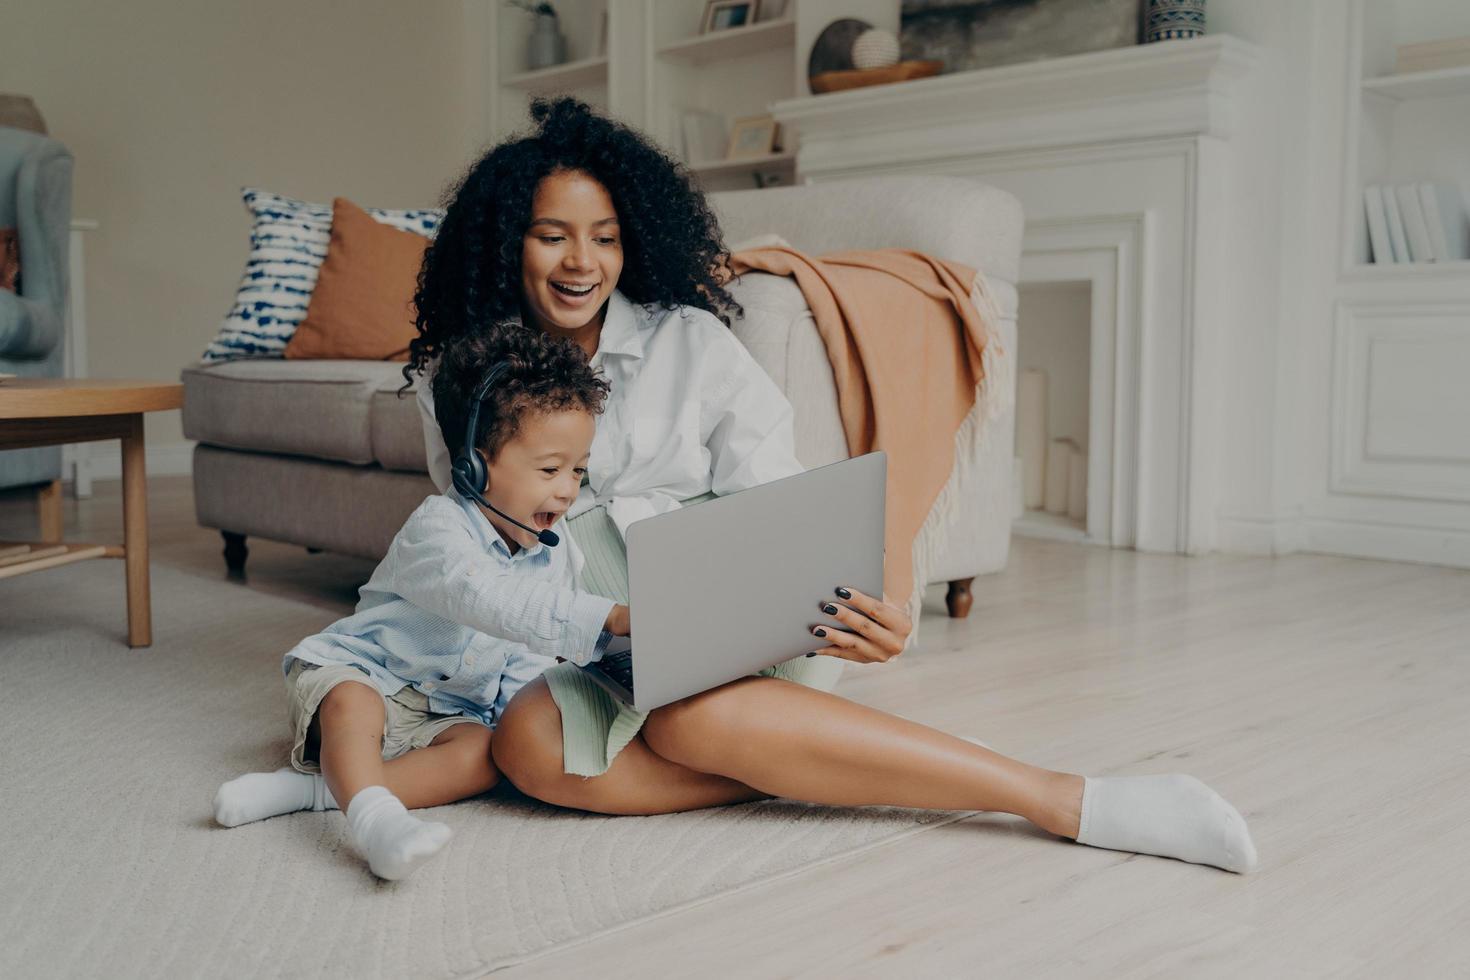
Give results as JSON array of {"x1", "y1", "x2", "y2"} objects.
[{"x1": 0, "y1": 561, "x2": 969, "y2": 978}]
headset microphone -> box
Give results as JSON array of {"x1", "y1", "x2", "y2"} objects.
[{"x1": 450, "y1": 360, "x2": 561, "y2": 548}]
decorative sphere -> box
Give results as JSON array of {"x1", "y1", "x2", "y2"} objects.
[{"x1": 851, "y1": 29, "x2": 900, "y2": 71}]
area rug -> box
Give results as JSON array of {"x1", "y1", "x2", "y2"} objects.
[{"x1": 0, "y1": 561, "x2": 970, "y2": 978}]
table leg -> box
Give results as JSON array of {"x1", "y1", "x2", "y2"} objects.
[
  {"x1": 37, "y1": 479, "x2": 63, "y2": 542},
  {"x1": 121, "y1": 414, "x2": 151, "y2": 647}
]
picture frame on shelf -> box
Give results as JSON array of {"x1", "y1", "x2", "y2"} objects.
[
  {"x1": 727, "y1": 115, "x2": 780, "y2": 160},
  {"x1": 702, "y1": 0, "x2": 760, "y2": 33}
]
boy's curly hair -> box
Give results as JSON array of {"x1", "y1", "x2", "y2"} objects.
[
  {"x1": 404, "y1": 96, "x2": 740, "y2": 391},
  {"x1": 433, "y1": 326, "x2": 610, "y2": 462}
]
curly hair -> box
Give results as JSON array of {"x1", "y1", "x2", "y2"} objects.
[
  {"x1": 404, "y1": 97, "x2": 741, "y2": 391},
  {"x1": 433, "y1": 325, "x2": 610, "y2": 463}
]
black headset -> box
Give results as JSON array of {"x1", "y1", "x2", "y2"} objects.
[{"x1": 450, "y1": 361, "x2": 560, "y2": 547}]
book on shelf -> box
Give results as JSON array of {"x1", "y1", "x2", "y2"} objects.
[
  {"x1": 1364, "y1": 182, "x2": 1468, "y2": 264},
  {"x1": 1363, "y1": 185, "x2": 1393, "y2": 264},
  {"x1": 1395, "y1": 184, "x2": 1435, "y2": 262},
  {"x1": 1395, "y1": 36, "x2": 1470, "y2": 75},
  {"x1": 1381, "y1": 185, "x2": 1411, "y2": 263},
  {"x1": 1417, "y1": 182, "x2": 1468, "y2": 262}
]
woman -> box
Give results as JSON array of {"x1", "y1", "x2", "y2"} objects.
[{"x1": 408, "y1": 98, "x2": 1257, "y2": 874}]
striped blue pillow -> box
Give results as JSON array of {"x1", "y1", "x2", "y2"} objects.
[{"x1": 201, "y1": 188, "x2": 443, "y2": 362}]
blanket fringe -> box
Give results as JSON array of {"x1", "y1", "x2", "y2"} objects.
[{"x1": 903, "y1": 271, "x2": 1013, "y2": 647}]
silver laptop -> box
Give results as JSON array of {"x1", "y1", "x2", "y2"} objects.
[{"x1": 581, "y1": 452, "x2": 886, "y2": 712}]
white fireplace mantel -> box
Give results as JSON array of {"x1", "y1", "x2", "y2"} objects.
[
  {"x1": 775, "y1": 36, "x2": 1267, "y2": 556},
  {"x1": 774, "y1": 36, "x2": 1261, "y2": 174}
]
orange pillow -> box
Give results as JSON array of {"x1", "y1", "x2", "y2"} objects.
[{"x1": 284, "y1": 197, "x2": 428, "y2": 360}]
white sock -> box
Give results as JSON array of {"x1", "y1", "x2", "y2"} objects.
[
  {"x1": 214, "y1": 768, "x2": 337, "y2": 827},
  {"x1": 344, "y1": 786, "x2": 452, "y2": 881},
  {"x1": 1074, "y1": 774, "x2": 1258, "y2": 874}
]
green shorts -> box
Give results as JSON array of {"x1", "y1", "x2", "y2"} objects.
[{"x1": 551, "y1": 502, "x2": 844, "y2": 778}]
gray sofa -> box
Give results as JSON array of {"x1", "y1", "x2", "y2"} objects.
[{"x1": 182, "y1": 176, "x2": 1022, "y2": 615}]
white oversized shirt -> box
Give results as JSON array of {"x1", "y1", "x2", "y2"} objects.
[{"x1": 417, "y1": 289, "x2": 805, "y2": 538}]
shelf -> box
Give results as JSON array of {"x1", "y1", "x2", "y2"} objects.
[
  {"x1": 657, "y1": 19, "x2": 795, "y2": 65},
  {"x1": 503, "y1": 56, "x2": 608, "y2": 94},
  {"x1": 1341, "y1": 259, "x2": 1470, "y2": 281},
  {"x1": 686, "y1": 151, "x2": 796, "y2": 176},
  {"x1": 1361, "y1": 64, "x2": 1470, "y2": 101}
]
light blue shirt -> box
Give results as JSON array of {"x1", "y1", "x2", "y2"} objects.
[{"x1": 283, "y1": 488, "x2": 617, "y2": 726}]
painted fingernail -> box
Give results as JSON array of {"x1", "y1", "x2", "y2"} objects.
[
  {"x1": 812, "y1": 626, "x2": 828, "y2": 637},
  {"x1": 821, "y1": 603, "x2": 838, "y2": 615},
  {"x1": 805, "y1": 651, "x2": 817, "y2": 658},
  {"x1": 835, "y1": 587, "x2": 852, "y2": 599}
]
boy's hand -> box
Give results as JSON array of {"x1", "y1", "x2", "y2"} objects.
[{"x1": 604, "y1": 603, "x2": 631, "y2": 637}]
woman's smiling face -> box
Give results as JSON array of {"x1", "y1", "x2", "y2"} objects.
[{"x1": 520, "y1": 169, "x2": 624, "y2": 341}]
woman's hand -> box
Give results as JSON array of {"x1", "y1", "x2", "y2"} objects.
[{"x1": 808, "y1": 587, "x2": 912, "y2": 664}]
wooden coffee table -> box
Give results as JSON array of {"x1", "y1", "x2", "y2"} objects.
[{"x1": 0, "y1": 379, "x2": 184, "y2": 647}]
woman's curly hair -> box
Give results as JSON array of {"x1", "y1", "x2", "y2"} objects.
[
  {"x1": 433, "y1": 324, "x2": 610, "y2": 463},
  {"x1": 404, "y1": 97, "x2": 741, "y2": 391}
]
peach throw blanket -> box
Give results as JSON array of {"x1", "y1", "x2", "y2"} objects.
[{"x1": 728, "y1": 247, "x2": 1006, "y2": 627}]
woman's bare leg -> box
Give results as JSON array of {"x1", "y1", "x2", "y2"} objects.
[
  {"x1": 491, "y1": 675, "x2": 1078, "y2": 836},
  {"x1": 491, "y1": 676, "x2": 766, "y2": 814},
  {"x1": 642, "y1": 676, "x2": 1083, "y2": 837}
]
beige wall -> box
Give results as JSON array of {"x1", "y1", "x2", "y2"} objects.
[{"x1": 0, "y1": 0, "x2": 489, "y2": 450}]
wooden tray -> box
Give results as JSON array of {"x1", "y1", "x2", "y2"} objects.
[{"x1": 809, "y1": 60, "x2": 943, "y2": 95}]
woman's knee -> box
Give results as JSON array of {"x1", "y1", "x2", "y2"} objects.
[
  {"x1": 643, "y1": 677, "x2": 763, "y2": 769},
  {"x1": 490, "y1": 677, "x2": 566, "y2": 798}
]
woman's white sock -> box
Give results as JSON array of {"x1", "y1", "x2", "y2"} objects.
[
  {"x1": 213, "y1": 768, "x2": 337, "y2": 827},
  {"x1": 344, "y1": 786, "x2": 452, "y2": 881},
  {"x1": 1074, "y1": 774, "x2": 1258, "y2": 874}
]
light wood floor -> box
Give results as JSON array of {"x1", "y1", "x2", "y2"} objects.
[{"x1": 4, "y1": 477, "x2": 1468, "y2": 977}]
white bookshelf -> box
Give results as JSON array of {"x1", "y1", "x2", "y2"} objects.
[
  {"x1": 656, "y1": 17, "x2": 796, "y2": 64},
  {"x1": 1361, "y1": 63, "x2": 1470, "y2": 101},
  {"x1": 686, "y1": 150, "x2": 796, "y2": 177},
  {"x1": 487, "y1": 0, "x2": 807, "y2": 192},
  {"x1": 503, "y1": 56, "x2": 609, "y2": 94},
  {"x1": 1345, "y1": 4, "x2": 1470, "y2": 277}
]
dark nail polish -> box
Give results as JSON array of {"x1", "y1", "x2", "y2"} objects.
[
  {"x1": 812, "y1": 626, "x2": 827, "y2": 637},
  {"x1": 805, "y1": 651, "x2": 817, "y2": 658},
  {"x1": 821, "y1": 602, "x2": 838, "y2": 615},
  {"x1": 835, "y1": 587, "x2": 852, "y2": 599}
]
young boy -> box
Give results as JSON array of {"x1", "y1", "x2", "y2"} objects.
[{"x1": 213, "y1": 328, "x2": 628, "y2": 881}]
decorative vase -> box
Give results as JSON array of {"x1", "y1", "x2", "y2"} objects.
[
  {"x1": 1145, "y1": 0, "x2": 1206, "y2": 43},
  {"x1": 526, "y1": 12, "x2": 567, "y2": 70}
]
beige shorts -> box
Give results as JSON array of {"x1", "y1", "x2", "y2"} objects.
[{"x1": 284, "y1": 658, "x2": 485, "y2": 774}]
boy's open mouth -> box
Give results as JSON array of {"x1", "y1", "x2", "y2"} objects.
[{"x1": 532, "y1": 511, "x2": 559, "y2": 530}]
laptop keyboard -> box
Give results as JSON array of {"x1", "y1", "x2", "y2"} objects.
[{"x1": 598, "y1": 649, "x2": 634, "y2": 695}]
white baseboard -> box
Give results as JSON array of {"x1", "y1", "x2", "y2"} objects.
[
  {"x1": 1300, "y1": 516, "x2": 1470, "y2": 570},
  {"x1": 70, "y1": 440, "x2": 195, "y2": 484},
  {"x1": 1216, "y1": 512, "x2": 1307, "y2": 556},
  {"x1": 1212, "y1": 511, "x2": 1468, "y2": 569}
]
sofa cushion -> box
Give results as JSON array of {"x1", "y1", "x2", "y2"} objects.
[
  {"x1": 182, "y1": 359, "x2": 427, "y2": 470},
  {"x1": 200, "y1": 188, "x2": 442, "y2": 363},
  {"x1": 284, "y1": 198, "x2": 427, "y2": 362}
]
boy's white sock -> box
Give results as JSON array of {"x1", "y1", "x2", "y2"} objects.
[
  {"x1": 1074, "y1": 774, "x2": 1258, "y2": 874},
  {"x1": 344, "y1": 786, "x2": 452, "y2": 881},
  {"x1": 214, "y1": 768, "x2": 337, "y2": 827}
]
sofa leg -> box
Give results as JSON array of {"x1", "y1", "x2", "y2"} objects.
[
  {"x1": 945, "y1": 577, "x2": 974, "y2": 618},
  {"x1": 222, "y1": 531, "x2": 248, "y2": 574}
]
